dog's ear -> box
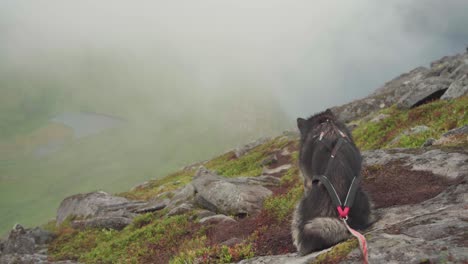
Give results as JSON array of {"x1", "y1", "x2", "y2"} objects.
[{"x1": 297, "y1": 118, "x2": 308, "y2": 135}]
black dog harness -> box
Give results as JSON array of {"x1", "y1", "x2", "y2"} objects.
[
  {"x1": 309, "y1": 123, "x2": 369, "y2": 264},
  {"x1": 312, "y1": 129, "x2": 361, "y2": 219}
]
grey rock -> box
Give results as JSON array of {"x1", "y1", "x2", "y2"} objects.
[
  {"x1": 56, "y1": 191, "x2": 144, "y2": 225},
  {"x1": 331, "y1": 49, "x2": 468, "y2": 122},
  {"x1": 397, "y1": 77, "x2": 452, "y2": 109},
  {"x1": 165, "y1": 184, "x2": 195, "y2": 211},
  {"x1": 262, "y1": 164, "x2": 292, "y2": 176},
  {"x1": 332, "y1": 67, "x2": 429, "y2": 122},
  {"x1": 358, "y1": 182, "x2": 468, "y2": 263},
  {"x1": 2, "y1": 225, "x2": 35, "y2": 255},
  {"x1": 0, "y1": 253, "x2": 78, "y2": 264},
  {"x1": 235, "y1": 138, "x2": 270, "y2": 158},
  {"x1": 421, "y1": 138, "x2": 435, "y2": 147},
  {"x1": 198, "y1": 215, "x2": 237, "y2": 225},
  {"x1": 133, "y1": 199, "x2": 169, "y2": 214},
  {"x1": 192, "y1": 167, "x2": 272, "y2": 216},
  {"x1": 260, "y1": 154, "x2": 277, "y2": 166},
  {"x1": 26, "y1": 228, "x2": 55, "y2": 245},
  {"x1": 228, "y1": 175, "x2": 281, "y2": 187},
  {"x1": 442, "y1": 74, "x2": 468, "y2": 99},
  {"x1": 362, "y1": 148, "x2": 468, "y2": 179},
  {"x1": 71, "y1": 217, "x2": 133, "y2": 231},
  {"x1": 167, "y1": 203, "x2": 193, "y2": 217},
  {"x1": 370, "y1": 113, "x2": 390, "y2": 123},
  {"x1": 194, "y1": 209, "x2": 216, "y2": 219},
  {"x1": 442, "y1": 125, "x2": 468, "y2": 138}
]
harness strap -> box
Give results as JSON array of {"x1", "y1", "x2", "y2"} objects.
[
  {"x1": 344, "y1": 176, "x2": 361, "y2": 208},
  {"x1": 312, "y1": 175, "x2": 342, "y2": 208},
  {"x1": 312, "y1": 128, "x2": 361, "y2": 218}
]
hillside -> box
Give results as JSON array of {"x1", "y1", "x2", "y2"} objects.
[
  {"x1": 0, "y1": 72, "x2": 290, "y2": 235},
  {"x1": 0, "y1": 49, "x2": 467, "y2": 263}
]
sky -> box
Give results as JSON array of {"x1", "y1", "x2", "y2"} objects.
[{"x1": 1, "y1": 0, "x2": 467, "y2": 117}]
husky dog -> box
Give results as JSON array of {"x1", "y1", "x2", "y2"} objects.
[{"x1": 291, "y1": 109, "x2": 372, "y2": 255}]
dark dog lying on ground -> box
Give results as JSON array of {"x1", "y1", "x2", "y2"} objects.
[{"x1": 292, "y1": 109, "x2": 373, "y2": 255}]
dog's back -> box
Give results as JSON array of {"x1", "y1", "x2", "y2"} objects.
[{"x1": 292, "y1": 109, "x2": 372, "y2": 255}]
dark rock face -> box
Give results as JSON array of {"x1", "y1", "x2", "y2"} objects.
[{"x1": 332, "y1": 49, "x2": 468, "y2": 122}]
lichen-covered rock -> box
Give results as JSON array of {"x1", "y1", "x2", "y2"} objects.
[
  {"x1": 2, "y1": 224, "x2": 35, "y2": 255},
  {"x1": 167, "y1": 203, "x2": 194, "y2": 216},
  {"x1": 165, "y1": 184, "x2": 196, "y2": 211},
  {"x1": 397, "y1": 77, "x2": 452, "y2": 109},
  {"x1": 56, "y1": 191, "x2": 144, "y2": 225},
  {"x1": 441, "y1": 74, "x2": 468, "y2": 99},
  {"x1": 192, "y1": 167, "x2": 272, "y2": 216},
  {"x1": 71, "y1": 217, "x2": 133, "y2": 231},
  {"x1": 362, "y1": 148, "x2": 468, "y2": 179},
  {"x1": 332, "y1": 49, "x2": 468, "y2": 123},
  {"x1": 199, "y1": 214, "x2": 237, "y2": 225}
]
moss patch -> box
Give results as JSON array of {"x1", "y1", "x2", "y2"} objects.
[
  {"x1": 353, "y1": 96, "x2": 468, "y2": 150},
  {"x1": 264, "y1": 166, "x2": 303, "y2": 221},
  {"x1": 119, "y1": 169, "x2": 195, "y2": 201},
  {"x1": 205, "y1": 136, "x2": 293, "y2": 177},
  {"x1": 311, "y1": 238, "x2": 359, "y2": 264}
]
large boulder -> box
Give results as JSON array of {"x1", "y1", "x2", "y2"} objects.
[
  {"x1": 56, "y1": 191, "x2": 145, "y2": 228},
  {"x1": 442, "y1": 74, "x2": 468, "y2": 99},
  {"x1": 192, "y1": 167, "x2": 273, "y2": 216},
  {"x1": 396, "y1": 77, "x2": 452, "y2": 109},
  {"x1": 0, "y1": 224, "x2": 80, "y2": 264},
  {"x1": 2, "y1": 225, "x2": 35, "y2": 255},
  {"x1": 332, "y1": 48, "x2": 468, "y2": 123}
]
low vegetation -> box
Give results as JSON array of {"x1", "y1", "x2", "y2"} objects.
[{"x1": 353, "y1": 96, "x2": 467, "y2": 150}]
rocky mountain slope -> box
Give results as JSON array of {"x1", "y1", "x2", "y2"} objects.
[{"x1": 1, "y1": 49, "x2": 467, "y2": 264}]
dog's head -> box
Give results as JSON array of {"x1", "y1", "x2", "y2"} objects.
[{"x1": 297, "y1": 109, "x2": 347, "y2": 140}]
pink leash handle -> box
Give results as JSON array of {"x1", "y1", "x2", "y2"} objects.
[{"x1": 342, "y1": 219, "x2": 369, "y2": 264}]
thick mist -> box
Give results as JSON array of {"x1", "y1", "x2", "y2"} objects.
[
  {"x1": 1, "y1": 0, "x2": 467, "y2": 117},
  {"x1": 0, "y1": 0, "x2": 467, "y2": 235}
]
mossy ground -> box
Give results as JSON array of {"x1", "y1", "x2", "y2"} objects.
[{"x1": 353, "y1": 96, "x2": 467, "y2": 150}]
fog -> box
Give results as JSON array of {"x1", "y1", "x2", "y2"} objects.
[
  {"x1": 0, "y1": 0, "x2": 467, "y2": 234},
  {"x1": 1, "y1": 0, "x2": 467, "y2": 117}
]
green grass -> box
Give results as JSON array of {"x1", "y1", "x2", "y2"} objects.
[
  {"x1": 264, "y1": 166, "x2": 303, "y2": 221},
  {"x1": 353, "y1": 97, "x2": 468, "y2": 150},
  {"x1": 205, "y1": 136, "x2": 292, "y2": 177},
  {"x1": 49, "y1": 211, "x2": 255, "y2": 264},
  {"x1": 311, "y1": 238, "x2": 359, "y2": 263}
]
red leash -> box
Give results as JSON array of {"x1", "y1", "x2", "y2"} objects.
[{"x1": 341, "y1": 217, "x2": 369, "y2": 264}]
